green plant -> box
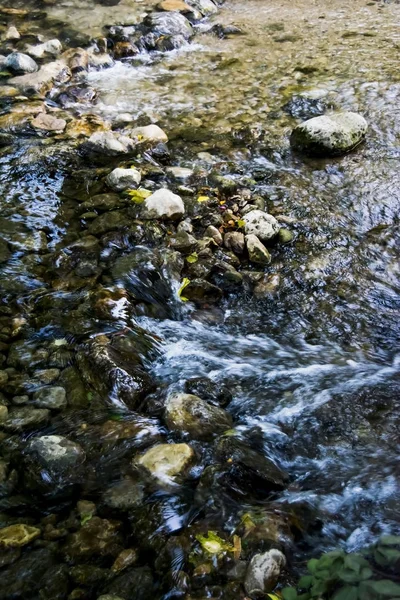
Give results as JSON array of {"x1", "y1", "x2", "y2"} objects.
[{"x1": 282, "y1": 535, "x2": 400, "y2": 600}]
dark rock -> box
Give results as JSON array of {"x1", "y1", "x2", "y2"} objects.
[
  {"x1": 2, "y1": 406, "x2": 50, "y2": 432},
  {"x1": 184, "y1": 377, "x2": 232, "y2": 407},
  {"x1": 63, "y1": 517, "x2": 123, "y2": 562},
  {"x1": 165, "y1": 392, "x2": 232, "y2": 440},
  {"x1": 144, "y1": 12, "x2": 193, "y2": 39},
  {"x1": 101, "y1": 566, "x2": 154, "y2": 600},
  {"x1": 282, "y1": 95, "x2": 327, "y2": 120},
  {"x1": 183, "y1": 279, "x2": 223, "y2": 305}
]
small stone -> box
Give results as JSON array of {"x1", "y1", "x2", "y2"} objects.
[
  {"x1": 5, "y1": 52, "x2": 38, "y2": 74},
  {"x1": 76, "y1": 500, "x2": 96, "y2": 517},
  {"x1": 244, "y1": 549, "x2": 286, "y2": 598},
  {"x1": 143, "y1": 188, "x2": 185, "y2": 220},
  {"x1": 205, "y1": 225, "x2": 223, "y2": 246},
  {"x1": 130, "y1": 124, "x2": 168, "y2": 143},
  {"x1": 31, "y1": 112, "x2": 67, "y2": 132},
  {"x1": 106, "y1": 167, "x2": 141, "y2": 192},
  {"x1": 103, "y1": 478, "x2": 145, "y2": 510},
  {"x1": 83, "y1": 131, "x2": 135, "y2": 156},
  {"x1": 246, "y1": 234, "x2": 271, "y2": 265},
  {"x1": 144, "y1": 12, "x2": 193, "y2": 39},
  {"x1": 158, "y1": 0, "x2": 192, "y2": 12},
  {"x1": 33, "y1": 386, "x2": 67, "y2": 410},
  {"x1": 183, "y1": 278, "x2": 223, "y2": 305},
  {"x1": 244, "y1": 210, "x2": 280, "y2": 242},
  {"x1": 166, "y1": 166, "x2": 194, "y2": 181},
  {"x1": 187, "y1": 0, "x2": 218, "y2": 16},
  {"x1": 0, "y1": 524, "x2": 41, "y2": 548},
  {"x1": 224, "y1": 231, "x2": 245, "y2": 255},
  {"x1": 165, "y1": 393, "x2": 232, "y2": 440},
  {"x1": 2, "y1": 407, "x2": 49, "y2": 431},
  {"x1": 5, "y1": 26, "x2": 20, "y2": 41},
  {"x1": 278, "y1": 228, "x2": 294, "y2": 244},
  {"x1": 136, "y1": 443, "x2": 195, "y2": 483},
  {"x1": 26, "y1": 39, "x2": 62, "y2": 59},
  {"x1": 0, "y1": 370, "x2": 8, "y2": 388},
  {"x1": 0, "y1": 405, "x2": 8, "y2": 422},
  {"x1": 9, "y1": 60, "x2": 70, "y2": 96},
  {"x1": 12, "y1": 395, "x2": 29, "y2": 405},
  {"x1": 253, "y1": 274, "x2": 280, "y2": 299},
  {"x1": 34, "y1": 369, "x2": 60, "y2": 384},
  {"x1": 290, "y1": 112, "x2": 368, "y2": 156},
  {"x1": 112, "y1": 548, "x2": 138, "y2": 573},
  {"x1": 169, "y1": 230, "x2": 197, "y2": 253}
]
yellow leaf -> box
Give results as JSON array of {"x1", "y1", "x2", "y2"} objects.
[
  {"x1": 267, "y1": 594, "x2": 282, "y2": 600},
  {"x1": 186, "y1": 252, "x2": 198, "y2": 264},
  {"x1": 233, "y1": 535, "x2": 241, "y2": 560},
  {"x1": 177, "y1": 278, "x2": 191, "y2": 302},
  {"x1": 197, "y1": 196, "x2": 210, "y2": 203},
  {"x1": 237, "y1": 219, "x2": 246, "y2": 228},
  {"x1": 127, "y1": 188, "x2": 152, "y2": 203}
]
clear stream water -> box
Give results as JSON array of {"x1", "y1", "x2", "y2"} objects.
[{"x1": 0, "y1": 0, "x2": 400, "y2": 597}]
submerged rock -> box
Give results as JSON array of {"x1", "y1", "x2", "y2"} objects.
[
  {"x1": 5, "y1": 52, "x2": 38, "y2": 74},
  {"x1": 290, "y1": 111, "x2": 368, "y2": 156},
  {"x1": 165, "y1": 393, "x2": 233, "y2": 439},
  {"x1": 143, "y1": 188, "x2": 185, "y2": 220},
  {"x1": 83, "y1": 131, "x2": 136, "y2": 157},
  {"x1": 0, "y1": 524, "x2": 41, "y2": 548},
  {"x1": 136, "y1": 443, "x2": 195, "y2": 483},
  {"x1": 33, "y1": 386, "x2": 67, "y2": 410},
  {"x1": 244, "y1": 549, "x2": 286, "y2": 597},
  {"x1": 244, "y1": 210, "x2": 280, "y2": 242},
  {"x1": 183, "y1": 278, "x2": 223, "y2": 305},
  {"x1": 2, "y1": 406, "x2": 50, "y2": 431},
  {"x1": 63, "y1": 517, "x2": 122, "y2": 561},
  {"x1": 31, "y1": 112, "x2": 67, "y2": 132},
  {"x1": 106, "y1": 167, "x2": 141, "y2": 191},
  {"x1": 246, "y1": 234, "x2": 271, "y2": 265}
]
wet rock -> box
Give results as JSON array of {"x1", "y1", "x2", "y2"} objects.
[
  {"x1": 106, "y1": 167, "x2": 141, "y2": 191},
  {"x1": 158, "y1": 0, "x2": 193, "y2": 13},
  {"x1": 184, "y1": 376, "x2": 232, "y2": 407},
  {"x1": 166, "y1": 166, "x2": 194, "y2": 180},
  {"x1": 290, "y1": 112, "x2": 368, "y2": 156},
  {"x1": 63, "y1": 47, "x2": 89, "y2": 73},
  {"x1": 282, "y1": 95, "x2": 327, "y2": 119},
  {"x1": 103, "y1": 477, "x2": 145, "y2": 511},
  {"x1": 56, "y1": 85, "x2": 98, "y2": 108},
  {"x1": 244, "y1": 210, "x2": 280, "y2": 242},
  {"x1": 101, "y1": 566, "x2": 154, "y2": 600},
  {"x1": 169, "y1": 230, "x2": 197, "y2": 253},
  {"x1": 2, "y1": 406, "x2": 49, "y2": 431},
  {"x1": 5, "y1": 26, "x2": 20, "y2": 41},
  {"x1": 130, "y1": 124, "x2": 168, "y2": 143},
  {"x1": 143, "y1": 188, "x2": 185, "y2": 220},
  {"x1": 81, "y1": 193, "x2": 124, "y2": 212},
  {"x1": 88, "y1": 209, "x2": 130, "y2": 235},
  {"x1": 205, "y1": 225, "x2": 223, "y2": 246},
  {"x1": 33, "y1": 386, "x2": 67, "y2": 409},
  {"x1": 135, "y1": 442, "x2": 195, "y2": 483},
  {"x1": 70, "y1": 565, "x2": 109, "y2": 587},
  {"x1": 278, "y1": 228, "x2": 293, "y2": 244},
  {"x1": 26, "y1": 39, "x2": 62, "y2": 59},
  {"x1": 0, "y1": 524, "x2": 40, "y2": 548},
  {"x1": 0, "y1": 547, "x2": 56, "y2": 600},
  {"x1": 63, "y1": 517, "x2": 122, "y2": 561},
  {"x1": 34, "y1": 368, "x2": 60, "y2": 384},
  {"x1": 113, "y1": 41, "x2": 139, "y2": 60},
  {"x1": 253, "y1": 273, "x2": 280, "y2": 298},
  {"x1": 246, "y1": 234, "x2": 271, "y2": 265},
  {"x1": 83, "y1": 131, "x2": 135, "y2": 157},
  {"x1": 76, "y1": 334, "x2": 154, "y2": 410},
  {"x1": 145, "y1": 12, "x2": 193, "y2": 39},
  {"x1": 38, "y1": 563, "x2": 69, "y2": 600},
  {"x1": 188, "y1": 0, "x2": 218, "y2": 16},
  {"x1": 9, "y1": 60, "x2": 70, "y2": 96},
  {"x1": 31, "y1": 112, "x2": 67, "y2": 132},
  {"x1": 244, "y1": 549, "x2": 286, "y2": 597},
  {"x1": 224, "y1": 231, "x2": 245, "y2": 255},
  {"x1": 183, "y1": 278, "x2": 223, "y2": 305},
  {"x1": 165, "y1": 392, "x2": 232, "y2": 439},
  {"x1": 216, "y1": 436, "x2": 289, "y2": 496},
  {"x1": 112, "y1": 548, "x2": 138, "y2": 573},
  {"x1": 5, "y1": 52, "x2": 38, "y2": 74},
  {"x1": 7, "y1": 341, "x2": 48, "y2": 369},
  {"x1": 98, "y1": 596, "x2": 125, "y2": 600}
]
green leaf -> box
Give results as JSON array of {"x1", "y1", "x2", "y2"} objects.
[
  {"x1": 338, "y1": 568, "x2": 363, "y2": 583},
  {"x1": 344, "y1": 554, "x2": 369, "y2": 573},
  {"x1": 298, "y1": 575, "x2": 313, "y2": 590},
  {"x1": 80, "y1": 513, "x2": 93, "y2": 526},
  {"x1": 311, "y1": 579, "x2": 329, "y2": 596},
  {"x1": 365, "y1": 579, "x2": 400, "y2": 596},
  {"x1": 332, "y1": 584, "x2": 359, "y2": 600},
  {"x1": 359, "y1": 567, "x2": 373, "y2": 580},
  {"x1": 379, "y1": 535, "x2": 400, "y2": 546},
  {"x1": 307, "y1": 559, "x2": 319, "y2": 574},
  {"x1": 374, "y1": 546, "x2": 400, "y2": 566},
  {"x1": 282, "y1": 588, "x2": 297, "y2": 600}
]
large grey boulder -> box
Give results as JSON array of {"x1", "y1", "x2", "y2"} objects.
[
  {"x1": 106, "y1": 167, "x2": 141, "y2": 191},
  {"x1": 290, "y1": 111, "x2": 368, "y2": 156},
  {"x1": 165, "y1": 393, "x2": 232, "y2": 440},
  {"x1": 145, "y1": 12, "x2": 193, "y2": 39},
  {"x1": 143, "y1": 188, "x2": 185, "y2": 220},
  {"x1": 244, "y1": 549, "x2": 286, "y2": 598},
  {"x1": 5, "y1": 52, "x2": 38, "y2": 74},
  {"x1": 244, "y1": 210, "x2": 280, "y2": 242}
]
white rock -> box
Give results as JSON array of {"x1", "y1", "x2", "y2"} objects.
[
  {"x1": 106, "y1": 167, "x2": 141, "y2": 191},
  {"x1": 5, "y1": 26, "x2": 20, "y2": 41},
  {"x1": 246, "y1": 234, "x2": 271, "y2": 265},
  {"x1": 166, "y1": 166, "x2": 193, "y2": 180},
  {"x1": 26, "y1": 39, "x2": 62, "y2": 59},
  {"x1": 9, "y1": 60, "x2": 69, "y2": 95},
  {"x1": 244, "y1": 210, "x2": 280, "y2": 242},
  {"x1": 245, "y1": 549, "x2": 286, "y2": 598},
  {"x1": 5, "y1": 52, "x2": 38, "y2": 74},
  {"x1": 290, "y1": 111, "x2": 368, "y2": 156},
  {"x1": 83, "y1": 131, "x2": 135, "y2": 156},
  {"x1": 135, "y1": 443, "x2": 195, "y2": 484},
  {"x1": 130, "y1": 124, "x2": 168, "y2": 143},
  {"x1": 143, "y1": 188, "x2": 185, "y2": 220},
  {"x1": 187, "y1": 0, "x2": 218, "y2": 16}
]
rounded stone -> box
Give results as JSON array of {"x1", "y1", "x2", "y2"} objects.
[
  {"x1": 5, "y1": 52, "x2": 38, "y2": 74},
  {"x1": 243, "y1": 210, "x2": 280, "y2": 242},
  {"x1": 0, "y1": 524, "x2": 41, "y2": 548},
  {"x1": 135, "y1": 443, "x2": 195, "y2": 483},
  {"x1": 246, "y1": 234, "x2": 271, "y2": 265},
  {"x1": 290, "y1": 111, "x2": 368, "y2": 156},
  {"x1": 143, "y1": 188, "x2": 185, "y2": 220},
  {"x1": 106, "y1": 167, "x2": 141, "y2": 192},
  {"x1": 165, "y1": 392, "x2": 232, "y2": 440},
  {"x1": 244, "y1": 549, "x2": 286, "y2": 598}
]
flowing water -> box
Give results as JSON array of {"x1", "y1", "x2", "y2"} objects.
[{"x1": 0, "y1": 0, "x2": 400, "y2": 598}]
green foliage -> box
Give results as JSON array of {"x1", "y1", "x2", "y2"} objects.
[{"x1": 282, "y1": 536, "x2": 400, "y2": 600}]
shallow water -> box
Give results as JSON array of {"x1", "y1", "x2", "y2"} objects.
[{"x1": 0, "y1": 0, "x2": 400, "y2": 597}]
